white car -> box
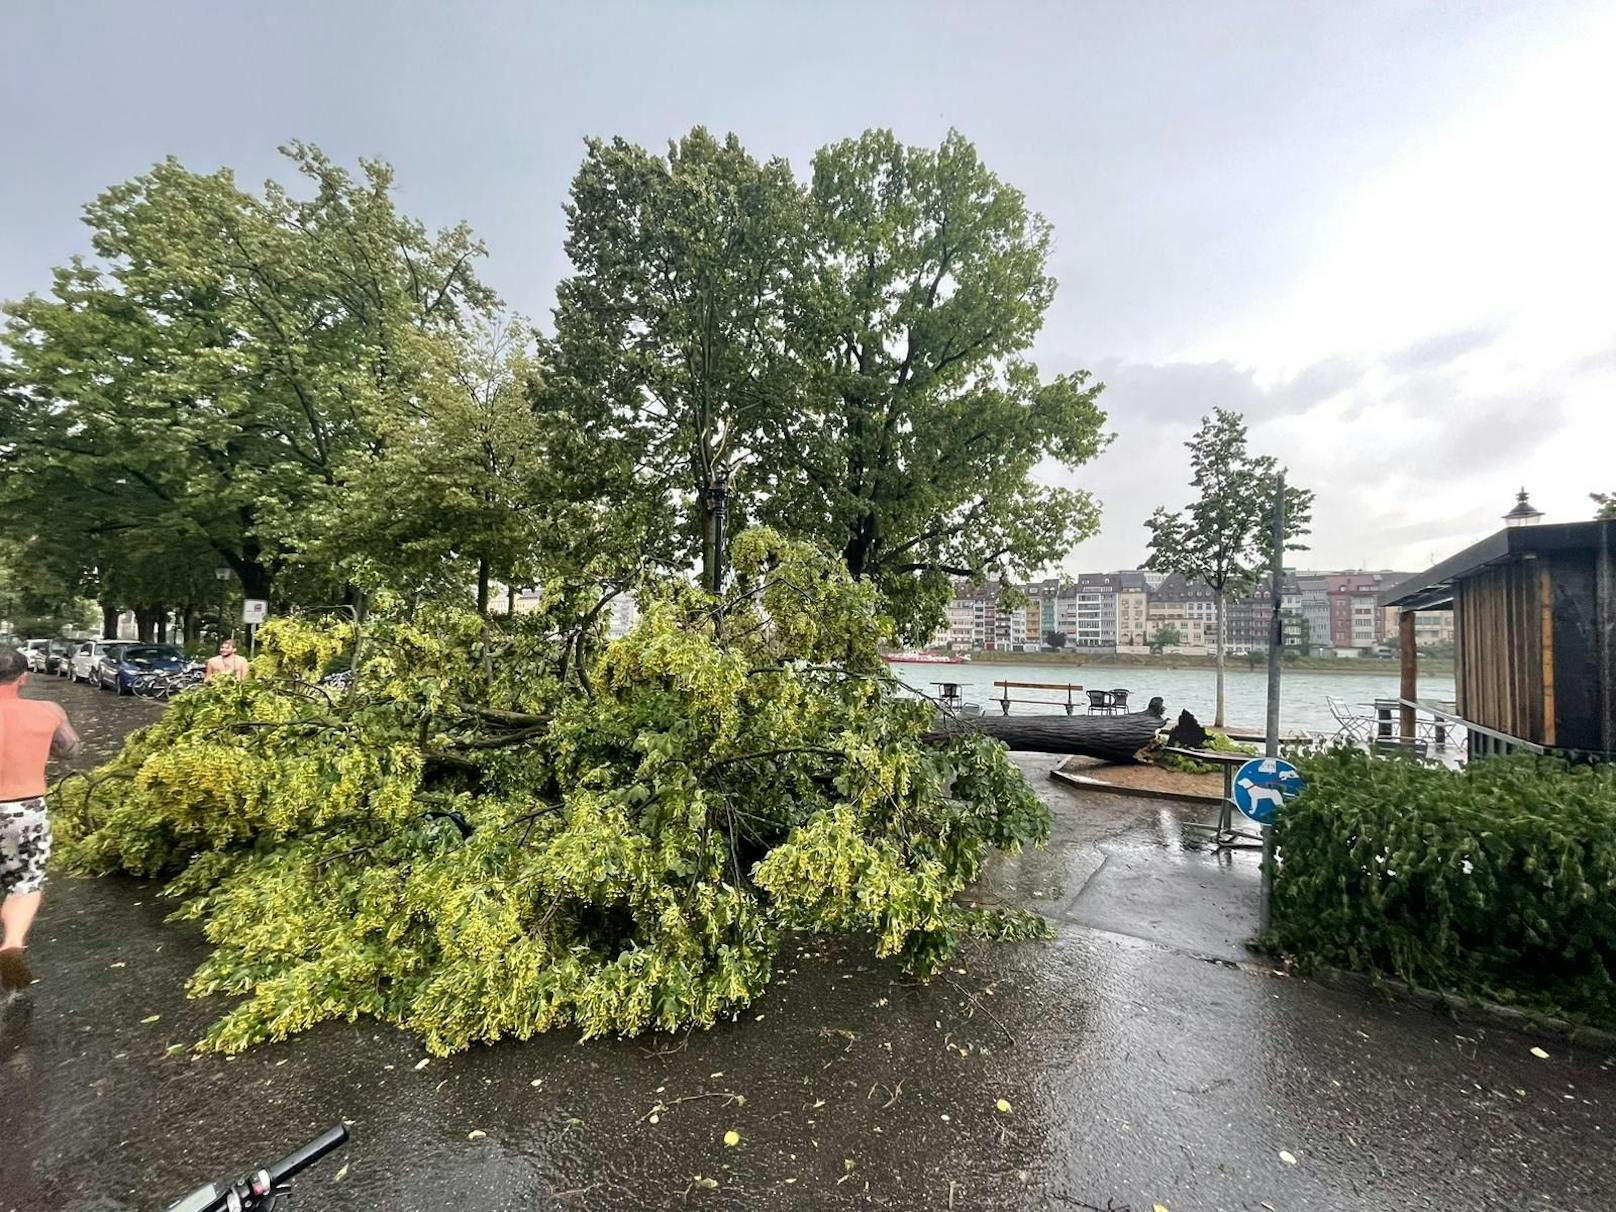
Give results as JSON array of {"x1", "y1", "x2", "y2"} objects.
[
  {"x1": 22, "y1": 638, "x2": 52, "y2": 672},
  {"x1": 69, "y1": 639, "x2": 131, "y2": 683}
]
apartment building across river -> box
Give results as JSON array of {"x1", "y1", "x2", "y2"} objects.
[{"x1": 933, "y1": 568, "x2": 1442, "y2": 657}]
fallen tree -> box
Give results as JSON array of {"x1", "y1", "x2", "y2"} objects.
[
  {"x1": 52, "y1": 532, "x2": 1053, "y2": 1055},
  {"x1": 925, "y1": 701, "x2": 1208, "y2": 763}
]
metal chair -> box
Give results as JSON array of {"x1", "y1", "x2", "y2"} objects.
[
  {"x1": 1372, "y1": 736, "x2": 1431, "y2": 761},
  {"x1": 1109, "y1": 688, "x2": 1130, "y2": 714},
  {"x1": 1326, "y1": 695, "x2": 1372, "y2": 745},
  {"x1": 1085, "y1": 689, "x2": 1113, "y2": 714}
]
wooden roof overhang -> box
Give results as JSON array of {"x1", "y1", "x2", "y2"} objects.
[{"x1": 1379, "y1": 521, "x2": 1614, "y2": 613}]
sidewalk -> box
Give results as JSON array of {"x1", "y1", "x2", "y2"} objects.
[{"x1": 2, "y1": 683, "x2": 1612, "y2": 1211}]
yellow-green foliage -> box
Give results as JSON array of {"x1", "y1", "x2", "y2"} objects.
[
  {"x1": 1159, "y1": 730, "x2": 1258, "y2": 775},
  {"x1": 54, "y1": 532, "x2": 1050, "y2": 1055}
]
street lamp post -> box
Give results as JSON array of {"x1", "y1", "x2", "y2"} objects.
[
  {"x1": 1503, "y1": 488, "x2": 1544, "y2": 528},
  {"x1": 213, "y1": 565, "x2": 235, "y2": 648}
]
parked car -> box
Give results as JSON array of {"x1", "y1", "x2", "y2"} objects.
[
  {"x1": 71, "y1": 640, "x2": 129, "y2": 684},
  {"x1": 21, "y1": 638, "x2": 52, "y2": 672},
  {"x1": 43, "y1": 639, "x2": 75, "y2": 675},
  {"x1": 98, "y1": 643, "x2": 187, "y2": 694}
]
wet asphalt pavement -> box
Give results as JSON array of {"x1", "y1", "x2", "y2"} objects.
[{"x1": 3, "y1": 678, "x2": 1613, "y2": 1211}]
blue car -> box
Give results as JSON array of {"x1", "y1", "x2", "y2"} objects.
[{"x1": 98, "y1": 643, "x2": 186, "y2": 694}]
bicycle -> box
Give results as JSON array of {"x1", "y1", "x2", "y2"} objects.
[
  {"x1": 133, "y1": 666, "x2": 206, "y2": 700},
  {"x1": 165, "y1": 1123, "x2": 349, "y2": 1212},
  {"x1": 131, "y1": 670, "x2": 168, "y2": 698}
]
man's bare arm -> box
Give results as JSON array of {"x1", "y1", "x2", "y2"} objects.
[{"x1": 51, "y1": 711, "x2": 82, "y2": 758}]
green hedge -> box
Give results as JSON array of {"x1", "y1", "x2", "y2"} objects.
[{"x1": 1272, "y1": 748, "x2": 1616, "y2": 1026}]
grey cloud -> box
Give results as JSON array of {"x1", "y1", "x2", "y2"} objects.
[
  {"x1": 1414, "y1": 394, "x2": 1564, "y2": 476},
  {"x1": 1053, "y1": 351, "x2": 1571, "y2": 571},
  {"x1": 1088, "y1": 354, "x2": 1367, "y2": 432},
  {"x1": 1383, "y1": 324, "x2": 1504, "y2": 374},
  {"x1": 1572, "y1": 341, "x2": 1616, "y2": 376}
]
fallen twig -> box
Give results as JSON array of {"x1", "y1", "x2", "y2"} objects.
[
  {"x1": 635, "y1": 1089, "x2": 743, "y2": 1124},
  {"x1": 943, "y1": 975, "x2": 1016, "y2": 1045}
]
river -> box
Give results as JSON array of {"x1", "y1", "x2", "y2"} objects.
[{"x1": 885, "y1": 659, "x2": 1455, "y2": 735}]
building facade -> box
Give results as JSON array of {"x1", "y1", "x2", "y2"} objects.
[
  {"x1": 1226, "y1": 577, "x2": 1304, "y2": 652},
  {"x1": 1146, "y1": 573, "x2": 1219, "y2": 654},
  {"x1": 1324, "y1": 573, "x2": 1411, "y2": 652},
  {"x1": 943, "y1": 583, "x2": 998, "y2": 650},
  {"x1": 1115, "y1": 571, "x2": 1151, "y2": 651},
  {"x1": 929, "y1": 569, "x2": 1426, "y2": 657}
]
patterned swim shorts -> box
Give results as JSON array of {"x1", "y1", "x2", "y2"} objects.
[{"x1": 1, "y1": 798, "x2": 51, "y2": 896}]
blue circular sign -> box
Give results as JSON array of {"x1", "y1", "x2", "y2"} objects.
[{"x1": 1232, "y1": 756, "x2": 1304, "y2": 825}]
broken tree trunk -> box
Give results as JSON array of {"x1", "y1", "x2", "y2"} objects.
[{"x1": 925, "y1": 706, "x2": 1207, "y2": 763}]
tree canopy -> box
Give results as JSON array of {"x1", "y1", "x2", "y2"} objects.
[
  {"x1": 547, "y1": 127, "x2": 1108, "y2": 638},
  {"x1": 1, "y1": 144, "x2": 498, "y2": 612},
  {"x1": 759, "y1": 130, "x2": 1106, "y2": 639},
  {"x1": 5, "y1": 130, "x2": 1106, "y2": 643},
  {"x1": 16, "y1": 132, "x2": 1107, "y2": 1059},
  {"x1": 545, "y1": 129, "x2": 809, "y2": 592}
]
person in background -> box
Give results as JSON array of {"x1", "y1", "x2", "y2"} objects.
[
  {"x1": 0, "y1": 648, "x2": 80, "y2": 994},
  {"x1": 204, "y1": 637, "x2": 250, "y2": 682}
]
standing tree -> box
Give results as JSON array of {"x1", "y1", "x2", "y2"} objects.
[
  {"x1": 302, "y1": 316, "x2": 673, "y2": 629},
  {"x1": 1593, "y1": 491, "x2": 1616, "y2": 520},
  {"x1": 1044, "y1": 629, "x2": 1068, "y2": 650},
  {"x1": 2, "y1": 145, "x2": 498, "y2": 607},
  {"x1": 1144, "y1": 409, "x2": 1312, "y2": 726},
  {"x1": 303, "y1": 320, "x2": 540, "y2": 613},
  {"x1": 547, "y1": 128, "x2": 1109, "y2": 635},
  {"x1": 761, "y1": 129, "x2": 1107, "y2": 639},
  {"x1": 1150, "y1": 623, "x2": 1183, "y2": 654},
  {"x1": 544, "y1": 129, "x2": 808, "y2": 593}
]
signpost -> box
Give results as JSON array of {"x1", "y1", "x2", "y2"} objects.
[
  {"x1": 1259, "y1": 474, "x2": 1286, "y2": 934},
  {"x1": 242, "y1": 599, "x2": 268, "y2": 657}
]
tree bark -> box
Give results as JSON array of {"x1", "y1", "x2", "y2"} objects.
[
  {"x1": 225, "y1": 538, "x2": 274, "y2": 604},
  {"x1": 100, "y1": 601, "x2": 120, "y2": 640},
  {"x1": 925, "y1": 707, "x2": 1185, "y2": 762},
  {"x1": 702, "y1": 502, "x2": 719, "y2": 594},
  {"x1": 1214, "y1": 590, "x2": 1226, "y2": 727},
  {"x1": 476, "y1": 556, "x2": 491, "y2": 617}
]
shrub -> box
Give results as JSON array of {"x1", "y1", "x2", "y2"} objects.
[{"x1": 1271, "y1": 746, "x2": 1616, "y2": 1025}]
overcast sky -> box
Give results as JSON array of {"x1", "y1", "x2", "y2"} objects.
[{"x1": 4, "y1": 1, "x2": 1611, "y2": 575}]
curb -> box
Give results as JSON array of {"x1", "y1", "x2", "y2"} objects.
[
  {"x1": 1310, "y1": 964, "x2": 1616, "y2": 1049},
  {"x1": 1047, "y1": 766, "x2": 1222, "y2": 805}
]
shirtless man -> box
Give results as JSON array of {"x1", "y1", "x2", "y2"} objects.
[
  {"x1": 204, "y1": 637, "x2": 250, "y2": 682},
  {"x1": 0, "y1": 648, "x2": 80, "y2": 993}
]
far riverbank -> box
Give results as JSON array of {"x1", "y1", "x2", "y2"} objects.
[{"x1": 934, "y1": 649, "x2": 1455, "y2": 677}]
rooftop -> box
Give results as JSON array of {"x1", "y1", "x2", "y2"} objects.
[{"x1": 1380, "y1": 520, "x2": 1615, "y2": 611}]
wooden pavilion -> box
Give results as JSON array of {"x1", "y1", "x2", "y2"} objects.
[{"x1": 1380, "y1": 518, "x2": 1616, "y2": 760}]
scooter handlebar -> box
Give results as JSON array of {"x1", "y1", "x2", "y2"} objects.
[
  {"x1": 268, "y1": 1122, "x2": 349, "y2": 1187},
  {"x1": 163, "y1": 1124, "x2": 349, "y2": 1212}
]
